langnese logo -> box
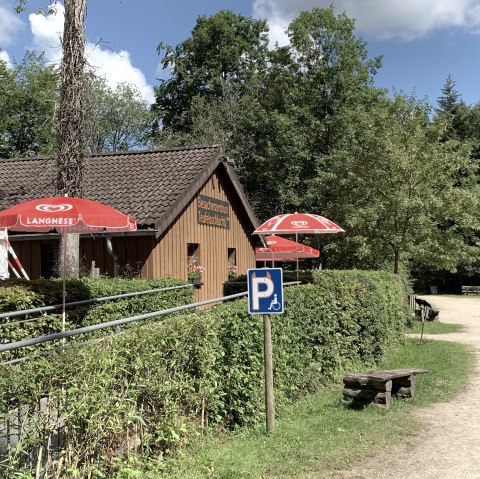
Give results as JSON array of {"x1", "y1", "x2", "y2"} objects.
[
  {"x1": 35, "y1": 204, "x2": 73, "y2": 213},
  {"x1": 291, "y1": 220, "x2": 308, "y2": 227}
]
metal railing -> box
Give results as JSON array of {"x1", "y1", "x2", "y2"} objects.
[
  {"x1": 0, "y1": 284, "x2": 193, "y2": 320},
  {"x1": 0, "y1": 282, "x2": 301, "y2": 354}
]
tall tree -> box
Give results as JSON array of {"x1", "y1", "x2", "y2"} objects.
[
  {"x1": 16, "y1": 0, "x2": 87, "y2": 278},
  {"x1": 54, "y1": 0, "x2": 87, "y2": 279},
  {"x1": 154, "y1": 10, "x2": 269, "y2": 133},
  {"x1": 325, "y1": 94, "x2": 480, "y2": 273},
  {"x1": 437, "y1": 74, "x2": 461, "y2": 113},
  {"x1": 0, "y1": 52, "x2": 58, "y2": 158},
  {"x1": 56, "y1": 0, "x2": 87, "y2": 197},
  {"x1": 244, "y1": 7, "x2": 384, "y2": 218},
  {"x1": 85, "y1": 77, "x2": 156, "y2": 153},
  {"x1": 154, "y1": 8, "x2": 385, "y2": 221}
]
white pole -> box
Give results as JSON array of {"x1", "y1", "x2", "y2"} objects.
[
  {"x1": 0, "y1": 229, "x2": 8, "y2": 279},
  {"x1": 62, "y1": 231, "x2": 67, "y2": 340},
  {"x1": 296, "y1": 233, "x2": 299, "y2": 282}
]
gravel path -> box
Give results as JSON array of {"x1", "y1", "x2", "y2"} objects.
[{"x1": 327, "y1": 295, "x2": 480, "y2": 479}]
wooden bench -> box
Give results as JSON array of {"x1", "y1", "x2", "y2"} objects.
[
  {"x1": 462, "y1": 286, "x2": 480, "y2": 295},
  {"x1": 343, "y1": 368, "x2": 429, "y2": 409}
]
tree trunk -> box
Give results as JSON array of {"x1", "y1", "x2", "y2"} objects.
[
  {"x1": 394, "y1": 251, "x2": 400, "y2": 275},
  {"x1": 59, "y1": 233, "x2": 80, "y2": 279},
  {"x1": 56, "y1": 0, "x2": 87, "y2": 278}
]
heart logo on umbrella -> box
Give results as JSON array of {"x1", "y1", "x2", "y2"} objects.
[
  {"x1": 291, "y1": 220, "x2": 308, "y2": 227},
  {"x1": 35, "y1": 204, "x2": 73, "y2": 213}
]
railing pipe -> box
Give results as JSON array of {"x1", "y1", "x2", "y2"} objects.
[
  {"x1": 0, "y1": 282, "x2": 300, "y2": 353},
  {"x1": 0, "y1": 284, "x2": 193, "y2": 320}
]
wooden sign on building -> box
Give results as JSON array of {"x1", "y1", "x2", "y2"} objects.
[{"x1": 197, "y1": 194, "x2": 230, "y2": 229}]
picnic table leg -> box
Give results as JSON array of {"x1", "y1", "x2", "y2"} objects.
[{"x1": 392, "y1": 375, "x2": 416, "y2": 398}]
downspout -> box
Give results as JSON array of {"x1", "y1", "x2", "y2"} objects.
[{"x1": 105, "y1": 236, "x2": 120, "y2": 277}]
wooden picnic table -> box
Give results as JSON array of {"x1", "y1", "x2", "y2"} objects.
[{"x1": 343, "y1": 368, "x2": 429, "y2": 409}]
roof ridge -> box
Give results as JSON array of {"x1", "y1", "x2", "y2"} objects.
[
  {"x1": 0, "y1": 155, "x2": 55, "y2": 162},
  {"x1": 92, "y1": 145, "x2": 222, "y2": 158},
  {"x1": 0, "y1": 145, "x2": 223, "y2": 162}
]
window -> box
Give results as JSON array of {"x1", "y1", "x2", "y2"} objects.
[
  {"x1": 187, "y1": 243, "x2": 200, "y2": 266},
  {"x1": 227, "y1": 247, "x2": 237, "y2": 279},
  {"x1": 41, "y1": 242, "x2": 59, "y2": 278},
  {"x1": 187, "y1": 243, "x2": 203, "y2": 281}
]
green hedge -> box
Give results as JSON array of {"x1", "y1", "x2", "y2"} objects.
[
  {"x1": 223, "y1": 270, "x2": 315, "y2": 295},
  {"x1": 0, "y1": 277, "x2": 193, "y2": 361},
  {"x1": 0, "y1": 270, "x2": 408, "y2": 478}
]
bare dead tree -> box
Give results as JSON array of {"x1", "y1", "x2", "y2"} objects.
[
  {"x1": 56, "y1": 0, "x2": 88, "y2": 278},
  {"x1": 56, "y1": 0, "x2": 87, "y2": 196}
]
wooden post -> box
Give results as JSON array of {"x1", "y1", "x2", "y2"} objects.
[
  {"x1": 420, "y1": 305, "x2": 426, "y2": 345},
  {"x1": 263, "y1": 313, "x2": 275, "y2": 434}
]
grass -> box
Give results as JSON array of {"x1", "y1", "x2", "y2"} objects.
[
  {"x1": 162, "y1": 338, "x2": 474, "y2": 479},
  {"x1": 406, "y1": 320, "x2": 464, "y2": 334}
]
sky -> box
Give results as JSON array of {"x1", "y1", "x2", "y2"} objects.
[{"x1": 1, "y1": 0, "x2": 480, "y2": 108}]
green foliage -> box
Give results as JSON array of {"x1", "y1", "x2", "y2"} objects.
[
  {"x1": 84, "y1": 76, "x2": 157, "y2": 153},
  {"x1": 437, "y1": 74, "x2": 462, "y2": 114},
  {"x1": 0, "y1": 270, "x2": 407, "y2": 477},
  {"x1": 324, "y1": 93, "x2": 480, "y2": 273},
  {"x1": 154, "y1": 10, "x2": 269, "y2": 133},
  {"x1": 0, "y1": 51, "x2": 58, "y2": 158}
]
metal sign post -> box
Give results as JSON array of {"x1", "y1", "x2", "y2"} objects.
[
  {"x1": 247, "y1": 268, "x2": 284, "y2": 434},
  {"x1": 263, "y1": 312, "x2": 275, "y2": 434}
]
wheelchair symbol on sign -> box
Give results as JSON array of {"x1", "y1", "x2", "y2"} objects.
[{"x1": 268, "y1": 294, "x2": 281, "y2": 311}]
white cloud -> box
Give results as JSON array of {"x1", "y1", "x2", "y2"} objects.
[
  {"x1": 253, "y1": 0, "x2": 480, "y2": 42},
  {"x1": 0, "y1": 2, "x2": 24, "y2": 46},
  {"x1": 29, "y1": 5, "x2": 63, "y2": 61},
  {"x1": 86, "y1": 46, "x2": 155, "y2": 104},
  {"x1": 0, "y1": 49, "x2": 11, "y2": 67},
  {"x1": 28, "y1": 3, "x2": 155, "y2": 104}
]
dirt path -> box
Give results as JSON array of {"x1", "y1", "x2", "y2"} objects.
[{"x1": 327, "y1": 295, "x2": 480, "y2": 479}]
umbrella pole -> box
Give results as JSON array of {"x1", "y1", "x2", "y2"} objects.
[
  {"x1": 296, "y1": 233, "x2": 299, "y2": 282},
  {"x1": 62, "y1": 231, "x2": 67, "y2": 342}
]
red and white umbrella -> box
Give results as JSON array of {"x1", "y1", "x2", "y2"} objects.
[
  {"x1": 0, "y1": 196, "x2": 137, "y2": 334},
  {"x1": 253, "y1": 213, "x2": 344, "y2": 235},
  {"x1": 255, "y1": 235, "x2": 320, "y2": 262},
  {"x1": 0, "y1": 196, "x2": 136, "y2": 233},
  {"x1": 254, "y1": 213, "x2": 344, "y2": 280}
]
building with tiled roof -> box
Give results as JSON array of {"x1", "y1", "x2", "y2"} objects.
[{"x1": 0, "y1": 146, "x2": 259, "y2": 300}]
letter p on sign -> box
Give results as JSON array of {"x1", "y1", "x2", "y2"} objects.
[{"x1": 251, "y1": 276, "x2": 274, "y2": 310}]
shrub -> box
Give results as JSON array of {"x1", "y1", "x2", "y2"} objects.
[{"x1": 0, "y1": 270, "x2": 408, "y2": 477}]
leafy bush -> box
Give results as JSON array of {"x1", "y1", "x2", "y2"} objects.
[
  {"x1": 223, "y1": 270, "x2": 314, "y2": 295},
  {"x1": 0, "y1": 270, "x2": 408, "y2": 477}
]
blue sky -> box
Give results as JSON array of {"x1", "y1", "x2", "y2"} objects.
[{"x1": 1, "y1": 0, "x2": 480, "y2": 108}]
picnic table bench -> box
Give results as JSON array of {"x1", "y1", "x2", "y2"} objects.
[
  {"x1": 343, "y1": 368, "x2": 429, "y2": 409},
  {"x1": 461, "y1": 286, "x2": 480, "y2": 295}
]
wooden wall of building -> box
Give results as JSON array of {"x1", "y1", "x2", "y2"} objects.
[{"x1": 146, "y1": 168, "x2": 257, "y2": 301}]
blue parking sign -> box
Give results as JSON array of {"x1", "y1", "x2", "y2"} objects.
[{"x1": 247, "y1": 268, "x2": 284, "y2": 314}]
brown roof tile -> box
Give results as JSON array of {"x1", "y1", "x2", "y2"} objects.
[{"x1": 0, "y1": 146, "x2": 258, "y2": 234}]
